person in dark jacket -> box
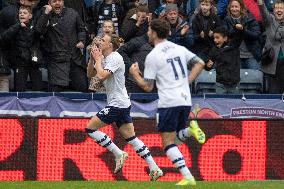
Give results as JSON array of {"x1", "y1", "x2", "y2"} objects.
[
  {"x1": 163, "y1": 3, "x2": 189, "y2": 47},
  {"x1": 192, "y1": 0, "x2": 222, "y2": 60},
  {"x1": 35, "y1": 0, "x2": 87, "y2": 92},
  {"x1": 64, "y1": 0, "x2": 93, "y2": 42},
  {"x1": 121, "y1": 5, "x2": 150, "y2": 42},
  {"x1": 224, "y1": 0, "x2": 262, "y2": 69},
  {"x1": 0, "y1": 18, "x2": 23, "y2": 91},
  {"x1": 0, "y1": 0, "x2": 39, "y2": 70},
  {"x1": 117, "y1": 34, "x2": 153, "y2": 93},
  {"x1": 64, "y1": 0, "x2": 85, "y2": 20},
  {"x1": 206, "y1": 26, "x2": 242, "y2": 94},
  {"x1": 7, "y1": 5, "x2": 42, "y2": 91},
  {"x1": 0, "y1": 0, "x2": 38, "y2": 33}
]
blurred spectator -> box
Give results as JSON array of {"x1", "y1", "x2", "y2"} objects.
[
  {"x1": 8, "y1": 6, "x2": 42, "y2": 91},
  {"x1": 224, "y1": 0, "x2": 262, "y2": 70},
  {"x1": 121, "y1": 0, "x2": 146, "y2": 12},
  {"x1": 93, "y1": 0, "x2": 124, "y2": 36},
  {"x1": 264, "y1": 0, "x2": 274, "y2": 12},
  {"x1": 192, "y1": 0, "x2": 222, "y2": 60},
  {"x1": 0, "y1": 19, "x2": 22, "y2": 91},
  {"x1": 88, "y1": 20, "x2": 124, "y2": 52},
  {"x1": 155, "y1": 0, "x2": 184, "y2": 17},
  {"x1": 98, "y1": 19, "x2": 115, "y2": 36},
  {"x1": 64, "y1": 0, "x2": 93, "y2": 41},
  {"x1": 217, "y1": 0, "x2": 229, "y2": 19},
  {"x1": 64, "y1": 0, "x2": 86, "y2": 20},
  {"x1": 0, "y1": 0, "x2": 39, "y2": 60},
  {"x1": 147, "y1": 0, "x2": 160, "y2": 14},
  {"x1": 0, "y1": 0, "x2": 7, "y2": 10},
  {"x1": 121, "y1": 0, "x2": 139, "y2": 12},
  {"x1": 64, "y1": 0, "x2": 92, "y2": 66},
  {"x1": 218, "y1": 0, "x2": 262, "y2": 21},
  {"x1": 243, "y1": 0, "x2": 261, "y2": 21},
  {"x1": 257, "y1": 0, "x2": 284, "y2": 93},
  {"x1": 206, "y1": 27, "x2": 242, "y2": 94},
  {"x1": 121, "y1": 5, "x2": 150, "y2": 42},
  {"x1": 120, "y1": 0, "x2": 160, "y2": 15},
  {"x1": 163, "y1": 3, "x2": 189, "y2": 47},
  {"x1": 35, "y1": 0, "x2": 87, "y2": 92},
  {"x1": 0, "y1": 0, "x2": 38, "y2": 33},
  {"x1": 186, "y1": 0, "x2": 217, "y2": 48},
  {"x1": 118, "y1": 34, "x2": 153, "y2": 93},
  {"x1": 0, "y1": 0, "x2": 39, "y2": 91},
  {"x1": 185, "y1": 0, "x2": 199, "y2": 17}
]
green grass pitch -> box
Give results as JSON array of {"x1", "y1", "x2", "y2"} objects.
[{"x1": 0, "y1": 181, "x2": 283, "y2": 189}]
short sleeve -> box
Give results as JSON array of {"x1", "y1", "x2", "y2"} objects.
[
  {"x1": 184, "y1": 47, "x2": 197, "y2": 64},
  {"x1": 143, "y1": 54, "x2": 157, "y2": 80},
  {"x1": 104, "y1": 54, "x2": 121, "y2": 73}
]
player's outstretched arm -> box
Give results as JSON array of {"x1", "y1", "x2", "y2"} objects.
[
  {"x1": 188, "y1": 57, "x2": 205, "y2": 84},
  {"x1": 129, "y1": 63, "x2": 154, "y2": 92}
]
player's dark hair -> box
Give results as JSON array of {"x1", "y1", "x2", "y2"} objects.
[{"x1": 149, "y1": 19, "x2": 170, "y2": 39}]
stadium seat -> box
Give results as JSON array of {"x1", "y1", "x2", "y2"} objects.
[
  {"x1": 194, "y1": 69, "x2": 216, "y2": 94},
  {"x1": 239, "y1": 69, "x2": 263, "y2": 94}
]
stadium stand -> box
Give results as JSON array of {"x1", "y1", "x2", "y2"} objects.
[
  {"x1": 239, "y1": 69, "x2": 263, "y2": 94},
  {"x1": 194, "y1": 69, "x2": 216, "y2": 94}
]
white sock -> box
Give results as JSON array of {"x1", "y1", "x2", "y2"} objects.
[
  {"x1": 177, "y1": 128, "x2": 190, "y2": 142},
  {"x1": 86, "y1": 129, "x2": 123, "y2": 158},
  {"x1": 126, "y1": 136, "x2": 159, "y2": 171},
  {"x1": 165, "y1": 144, "x2": 193, "y2": 179}
]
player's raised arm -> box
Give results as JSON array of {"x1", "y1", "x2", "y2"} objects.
[
  {"x1": 129, "y1": 62, "x2": 154, "y2": 92},
  {"x1": 90, "y1": 40, "x2": 112, "y2": 81},
  {"x1": 188, "y1": 56, "x2": 205, "y2": 84}
]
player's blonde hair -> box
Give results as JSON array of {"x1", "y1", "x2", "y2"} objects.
[{"x1": 105, "y1": 34, "x2": 123, "y2": 51}]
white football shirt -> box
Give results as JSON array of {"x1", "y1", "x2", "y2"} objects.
[
  {"x1": 101, "y1": 51, "x2": 131, "y2": 108},
  {"x1": 144, "y1": 40, "x2": 197, "y2": 108}
]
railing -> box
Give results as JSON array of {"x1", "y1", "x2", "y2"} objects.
[{"x1": 0, "y1": 92, "x2": 283, "y2": 100}]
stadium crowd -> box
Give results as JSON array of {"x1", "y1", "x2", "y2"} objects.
[{"x1": 0, "y1": 0, "x2": 283, "y2": 93}]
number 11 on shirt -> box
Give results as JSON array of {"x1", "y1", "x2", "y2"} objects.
[{"x1": 167, "y1": 56, "x2": 186, "y2": 80}]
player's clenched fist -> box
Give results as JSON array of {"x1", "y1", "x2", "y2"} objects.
[{"x1": 129, "y1": 62, "x2": 141, "y2": 77}]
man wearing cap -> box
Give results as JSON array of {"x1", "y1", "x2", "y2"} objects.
[{"x1": 163, "y1": 3, "x2": 190, "y2": 47}]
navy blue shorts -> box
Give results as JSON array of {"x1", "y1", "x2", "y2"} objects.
[
  {"x1": 96, "y1": 105, "x2": 133, "y2": 128},
  {"x1": 157, "y1": 106, "x2": 191, "y2": 132}
]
